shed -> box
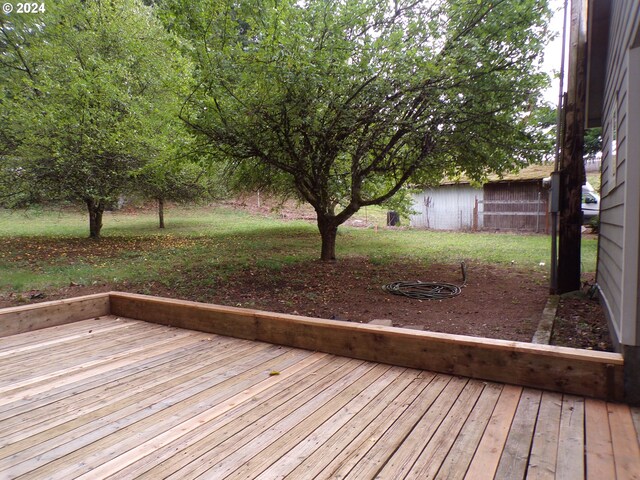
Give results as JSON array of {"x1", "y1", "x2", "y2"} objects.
[
  {"x1": 409, "y1": 184, "x2": 482, "y2": 230},
  {"x1": 409, "y1": 165, "x2": 553, "y2": 233}
]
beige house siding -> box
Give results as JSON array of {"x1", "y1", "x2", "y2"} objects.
[{"x1": 596, "y1": 1, "x2": 640, "y2": 347}]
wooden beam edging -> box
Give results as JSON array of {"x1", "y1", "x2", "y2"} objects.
[
  {"x1": 108, "y1": 291, "x2": 624, "y2": 401},
  {"x1": 0, "y1": 293, "x2": 111, "y2": 338}
]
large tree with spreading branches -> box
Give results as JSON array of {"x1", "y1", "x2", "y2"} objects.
[{"x1": 170, "y1": 0, "x2": 551, "y2": 259}]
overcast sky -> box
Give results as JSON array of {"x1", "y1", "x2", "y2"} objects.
[{"x1": 542, "y1": 0, "x2": 568, "y2": 105}]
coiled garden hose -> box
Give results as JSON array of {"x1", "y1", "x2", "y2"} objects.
[{"x1": 382, "y1": 262, "x2": 467, "y2": 300}]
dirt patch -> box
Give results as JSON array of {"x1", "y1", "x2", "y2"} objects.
[
  {"x1": 200, "y1": 258, "x2": 549, "y2": 342},
  {"x1": 551, "y1": 291, "x2": 613, "y2": 352}
]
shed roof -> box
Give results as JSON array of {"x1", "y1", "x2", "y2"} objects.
[{"x1": 440, "y1": 164, "x2": 555, "y2": 186}]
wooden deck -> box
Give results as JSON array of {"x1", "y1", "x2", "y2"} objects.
[{"x1": 1, "y1": 315, "x2": 639, "y2": 479}]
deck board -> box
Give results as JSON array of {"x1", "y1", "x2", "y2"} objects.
[
  {"x1": 527, "y1": 391, "x2": 563, "y2": 479},
  {"x1": 494, "y1": 388, "x2": 542, "y2": 480},
  {"x1": 608, "y1": 402, "x2": 640, "y2": 480},
  {"x1": 465, "y1": 384, "x2": 522, "y2": 479},
  {"x1": 436, "y1": 382, "x2": 503, "y2": 479},
  {"x1": 0, "y1": 317, "x2": 638, "y2": 479},
  {"x1": 556, "y1": 395, "x2": 585, "y2": 479},
  {"x1": 585, "y1": 398, "x2": 616, "y2": 480}
]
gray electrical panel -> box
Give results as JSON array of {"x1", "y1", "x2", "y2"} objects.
[{"x1": 549, "y1": 172, "x2": 561, "y2": 213}]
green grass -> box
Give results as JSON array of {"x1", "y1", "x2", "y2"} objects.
[
  {"x1": 587, "y1": 173, "x2": 601, "y2": 193},
  {"x1": 0, "y1": 205, "x2": 597, "y2": 294}
]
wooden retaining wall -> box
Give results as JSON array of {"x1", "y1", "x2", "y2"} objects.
[
  {"x1": 108, "y1": 292, "x2": 625, "y2": 402},
  {"x1": 0, "y1": 292, "x2": 625, "y2": 401},
  {"x1": 0, "y1": 293, "x2": 110, "y2": 338}
]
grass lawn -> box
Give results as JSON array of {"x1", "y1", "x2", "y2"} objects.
[{"x1": 0, "y1": 205, "x2": 597, "y2": 295}]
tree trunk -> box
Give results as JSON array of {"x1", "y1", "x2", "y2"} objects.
[
  {"x1": 557, "y1": 0, "x2": 587, "y2": 294},
  {"x1": 158, "y1": 197, "x2": 165, "y2": 229},
  {"x1": 86, "y1": 198, "x2": 104, "y2": 239},
  {"x1": 318, "y1": 216, "x2": 338, "y2": 261}
]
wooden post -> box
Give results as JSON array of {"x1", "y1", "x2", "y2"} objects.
[
  {"x1": 473, "y1": 197, "x2": 479, "y2": 231},
  {"x1": 558, "y1": 0, "x2": 588, "y2": 294}
]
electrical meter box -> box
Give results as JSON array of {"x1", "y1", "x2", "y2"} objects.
[{"x1": 549, "y1": 172, "x2": 561, "y2": 213}]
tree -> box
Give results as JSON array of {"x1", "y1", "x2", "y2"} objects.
[
  {"x1": 0, "y1": 0, "x2": 191, "y2": 237},
  {"x1": 173, "y1": 0, "x2": 552, "y2": 260},
  {"x1": 134, "y1": 155, "x2": 220, "y2": 228},
  {"x1": 583, "y1": 127, "x2": 602, "y2": 161}
]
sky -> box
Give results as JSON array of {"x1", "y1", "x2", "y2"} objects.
[{"x1": 542, "y1": 0, "x2": 569, "y2": 105}]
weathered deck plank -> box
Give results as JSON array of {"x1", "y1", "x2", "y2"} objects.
[
  {"x1": 494, "y1": 388, "x2": 542, "y2": 480},
  {"x1": 341, "y1": 374, "x2": 453, "y2": 479},
  {"x1": 436, "y1": 382, "x2": 503, "y2": 479},
  {"x1": 0, "y1": 316, "x2": 127, "y2": 356},
  {"x1": 0, "y1": 331, "x2": 233, "y2": 420},
  {"x1": 407, "y1": 379, "x2": 486, "y2": 478},
  {"x1": 0, "y1": 315, "x2": 638, "y2": 480},
  {"x1": 0, "y1": 336, "x2": 256, "y2": 446},
  {"x1": 464, "y1": 384, "x2": 522, "y2": 479},
  {"x1": 115, "y1": 354, "x2": 346, "y2": 478},
  {"x1": 585, "y1": 398, "x2": 616, "y2": 480},
  {"x1": 282, "y1": 370, "x2": 427, "y2": 480},
  {"x1": 16, "y1": 347, "x2": 307, "y2": 479},
  {"x1": 89, "y1": 352, "x2": 331, "y2": 479},
  {"x1": 527, "y1": 391, "x2": 563, "y2": 479},
  {"x1": 310, "y1": 372, "x2": 437, "y2": 479},
  {"x1": 556, "y1": 395, "x2": 585, "y2": 479},
  {"x1": 608, "y1": 402, "x2": 640, "y2": 480}
]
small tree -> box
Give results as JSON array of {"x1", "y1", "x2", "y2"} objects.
[
  {"x1": 0, "y1": 0, "x2": 191, "y2": 237},
  {"x1": 174, "y1": 0, "x2": 552, "y2": 260},
  {"x1": 134, "y1": 157, "x2": 219, "y2": 228}
]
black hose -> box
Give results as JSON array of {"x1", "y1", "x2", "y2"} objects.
[{"x1": 382, "y1": 262, "x2": 467, "y2": 300}]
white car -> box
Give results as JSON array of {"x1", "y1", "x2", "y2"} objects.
[{"x1": 582, "y1": 183, "x2": 600, "y2": 223}]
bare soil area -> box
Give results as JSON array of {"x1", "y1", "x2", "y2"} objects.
[
  {"x1": 551, "y1": 292, "x2": 613, "y2": 351},
  {"x1": 3, "y1": 258, "x2": 551, "y2": 343},
  {"x1": 198, "y1": 258, "x2": 548, "y2": 342}
]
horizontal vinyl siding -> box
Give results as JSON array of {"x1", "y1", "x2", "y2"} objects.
[
  {"x1": 599, "y1": 235, "x2": 624, "y2": 274},
  {"x1": 600, "y1": 221, "x2": 624, "y2": 249},
  {"x1": 597, "y1": 0, "x2": 640, "y2": 345}
]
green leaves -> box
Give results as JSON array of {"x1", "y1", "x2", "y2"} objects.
[
  {"x1": 0, "y1": 0, "x2": 193, "y2": 234},
  {"x1": 172, "y1": 0, "x2": 553, "y2": 257}
]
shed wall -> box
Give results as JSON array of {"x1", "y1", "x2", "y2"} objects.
[
  {"x1": 409, "y1": 185, "x2": 482, "y2": 230},
  {"x1": 410, "y1": 181, "x2": 548, "y2": 233},
  {"x1": 483, "y1": 182, "x2": 549, "y2": 233}
]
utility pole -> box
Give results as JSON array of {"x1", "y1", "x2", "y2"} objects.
[
  {"x1": 557, "y1": 0, "x2": 587, "y2": 294},
  {"x1": 550, "y1": 0, "x2": 569, "y2": 295}
]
